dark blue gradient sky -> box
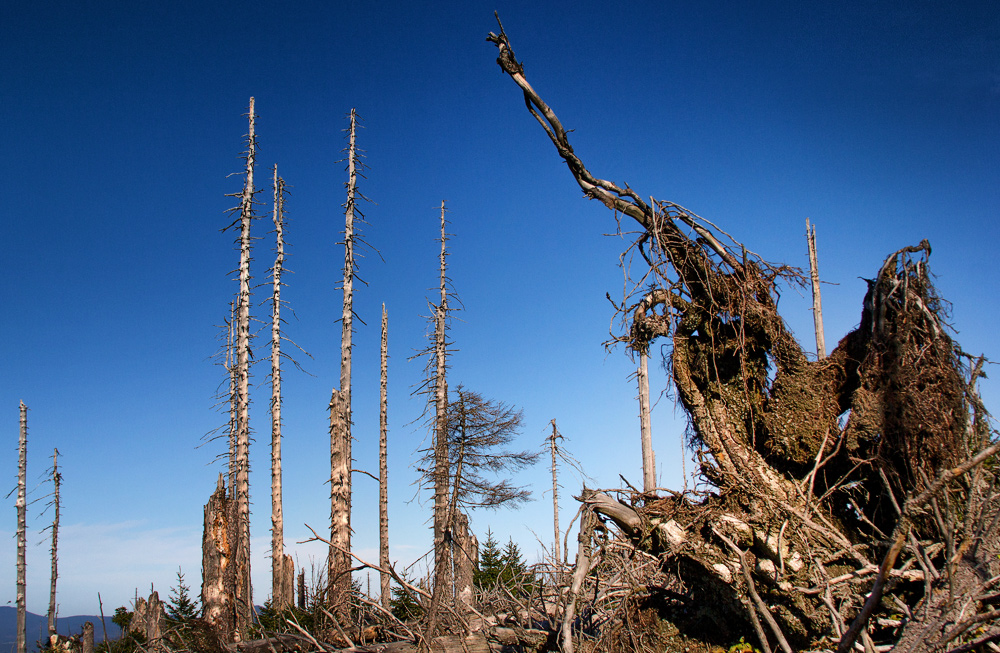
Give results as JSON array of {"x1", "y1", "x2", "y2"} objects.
[{"x1": 2, "y1": 1, "x2": 997, "y2": 616}]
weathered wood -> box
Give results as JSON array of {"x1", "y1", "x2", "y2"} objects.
[
  {"x1": 81, "y1": 622, "x2": 94, "y2": 653},
  {"x1": 379, "y1": 304, "x2": 391, "y2": 610},
  {"x1": 270, "y1": 166, "x2": 290, "y2": 609},
  {"x1": 48, "y1": 447, "x2": 60, "y2": 636},
  {"x1": 331, "y1": 109, "x2": 360, "y2": 616},
  {"x1": 202, "y1": 474, "x2": 234, "y2": 640},
  {"x1": 806, "y1": 218, "x2": 825, "y2": 359},
  {"x1": 329, "y1": 388, "x2": 350, "y2": 611},
  {"x1": 130, "y1": 591, "x2": 167, "y2": 645},
  {"x1": 16, "y1": 402, "x2": 27, "y2": 653},
  {"x1": 233, "y1": 96, "x2": 257, "y2": 640},
  {"x1": 638, "y1": 352, "x2": 655, "y2": 492},
  {"x1": 453, "y1": 512, "x2": 476, "y2": 614},
  {"x1": 548, "y1": 420, "x2": 562, "y2": 583}
]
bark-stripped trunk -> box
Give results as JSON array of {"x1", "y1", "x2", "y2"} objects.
[
  {"x1": 270, "y1": 166, "x2": 290, "y2": 608},
  {"x1": 638, "y1": 352, "x2": 655, "y2": 492},
  {"x1": 433, "y1": 201, "x2": 451, "y2": 600},
  {"x1": 233, "y1": 97, "x2": 256, "y2": 639},
  {"x1": 202, "y1": 474, "x2": 234, "y2": 640},
  {"x1": 453, "y1": 512, "x2": 476, "y2": 615},
  {"x1": 548, "y1": 420, "x2": 562, "y2": 580},
  {"x1": 330, "y1": 108, "x2": 360, "y2": 613},
  {"x1": 227, "y1": 301, "x2": 236, "y2": 498},
  {"x1": 379, "y1": 303, "x2": 390, "y2": 610},
  {"x1": 48, "y1": 448, "x2": 60, "y2": 636},
  {"x1": 806, "y1": 218, "x2": 825, "y2": 360},
  {"x1": 16, "y1": 402, "x2": 27, "y2": 653},
  {"x1": 423, "y1": 202, "x2": 452, "y2": 648}
]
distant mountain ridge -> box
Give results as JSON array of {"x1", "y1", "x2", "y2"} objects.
[{"x1": 0, "y1": 607, "x2": 122, "y2": 652}]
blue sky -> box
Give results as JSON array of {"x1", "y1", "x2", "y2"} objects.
[{"x1": 2, "y1": 1, "x2": 997, "y2": 618}]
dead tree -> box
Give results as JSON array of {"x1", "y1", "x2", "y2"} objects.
[
  {"x1": 16, "y1": 401, "x2": 27, "y2": 653},
  {"x1": 548, "y1": 420, "x2": 562, "y2": 579},
  {"x1": 638, "y1": 351, "x2": 655, "y2": 492},
  {"x1": 47, "y1": 448, "x2": 61, "y2": 636},
  {"x1": 379, "y1": 303, "x2": 391, "y2": 610},
  {"x1": 330, "y1": 108, "x2": 364, "y2": 613},
  {"x1": 488, "y1": 20, "x2": 999, "y2": 653},
  {"x1": 424, "y1": 201, "x2": 453, "y2": 644},
  {"x1": 201, "y1": 474, "x2": 234, "y2": 639},
  {"x1": 269, "y1": 165, "x2": 295, "y2": 608},
  {"x1": 222, "y1": 97, "x2": 258, "y2": 638},
  {"x1": 807, "y1": 218, "x2": 825, "y2": 360}
]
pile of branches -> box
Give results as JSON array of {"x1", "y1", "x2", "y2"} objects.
[{"x1": 487, "y1": 16, "x2": 999, "y2": 653}]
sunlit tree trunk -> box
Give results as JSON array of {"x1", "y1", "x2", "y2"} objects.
[
  {"x1": 48, "y1": 448, "x2": 60, "y2": 636},
  {"x1": 270, "y1": 165, "x2": 291, "y2": 608},
  {"x1": 638, "y1": 352, "x2": 655, "y2": 492},
  {"x1": 330, "y1": 108, "x2": 360, "y2": 613},
  {"x1": 807, "y1": 218, "x2": 825, "y2": 360},
  {"x1": 233, "y1": 97, "x2": 256, "y2": 638},
  {"x1": 379, "y1": 303, "x2": 390, "y2": 610},
  {"x1": 17, "y1": 402, "x2": 27, "y2": 653},
  {"x1": 548, "y1": 420, "x2": 561, "y2": 581}
]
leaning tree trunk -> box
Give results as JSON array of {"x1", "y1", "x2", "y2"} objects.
[
  {"x1": 16, "y1": 402, "x2": 27, "y2": 653},
  {"x1": 330, "y1": 108, "x2": 361, "y2": 615},
  {"x1": 379, "y1": 303, "x2": 391, "y2": 610},
  {"x1": 47, "y1": 447, "x2": 60, "y2": 637},
  {"x1": 488, "y1": 21, "x2": 999, "y2": 653}
]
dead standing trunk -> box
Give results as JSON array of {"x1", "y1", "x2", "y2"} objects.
[
  {"x1": 638, "y1": 352, "x2": 655, "y2": 492},
  {"x1": 432, "y1": 202, "x2": 452, "y2": 606},
  {"x1": 202, "y1": 474, "x2": 234, "y2": 640},
  {"x1": 379, "y1": 303, "x2": 391, "y2": 610},
  {"x1": 232, "y1": 97, "x2": 256, "y2": 639},
  {"x1": 47, "y1": 448, "x2": 60, "y2": 636},
  {"x1": 806, "y1": 218, "x2": 825, "y2": 360},
  {"x1": 330, "y1": 108, "x2": 361, "y2": 614},
  {"x1": 16, "y1": 402, "x2": 27, "y2": 653},
  {"x1": 269, "y1": 165, "x2": 293, "y2": 608},
  {"x1": 548, "y1": 420, "x2": 562, "y2": 581}
]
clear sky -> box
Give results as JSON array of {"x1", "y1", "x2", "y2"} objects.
[{"x1": 2, "y1": 1, "x2": 997, "y2": 619}]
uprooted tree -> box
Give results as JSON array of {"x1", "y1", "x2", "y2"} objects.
[{"x1": 489, "y1": 19, "x2": 998, "y2": 653}]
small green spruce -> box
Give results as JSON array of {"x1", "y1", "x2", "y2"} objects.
[{"x1": 167, "y1": 568, "x2": 200, "y2": 622}]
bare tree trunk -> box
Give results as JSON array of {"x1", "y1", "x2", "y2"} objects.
[
  {"x1": 202, "y1": 474, "x2": 234, "y2": 640},
  {"x1": 329, "y1": 388, "x2": 349, "y2": 608},
  {"x1": 638, "y1": 352, "x2": 655, "y2": 492},
  {"x1": 806, "y1": 218, "x2": 825, "y2": 360},
  {"x1": 17, "y1": 401, "x2": 27, "y2": 653},
  {"x1": 81, "y1": 622, "x2": 93, "y2": 653},
  {"x1": 297, "y1": 568, "x2": 306, "y2": 609},
  {"x1": 432, "y1": 201, "x2": 451, "y2": 605},
  {"x1": 379, "y1": 303, "x2": 391, "y2": 610},
  {"x1": 227, "y1": 301, "x2": 236, "y2": 499},
  {"x1": 232, "y1": 96, "x2": 257, "y2": 639},
  {"x1": 561, "y1": 508, "x2": 596, "y2": 653},
  {"x1": 453, "y1": 512, "x2": 476, "y2": 615},
  {"x1": 423, "y1": 202, "x2": 452, "y2": 648},
  {"x1": 330, "y1": 108, "x2": 360, "y2": 614},
  {"x1": 270, "y1": 165, "x2": 289, "y2": 608},
  {"x1": 48, "y1": 448, "x2": 60, "y2": 636},
  {"x1": 548, "y1": 420, "x2": 562, "y2": 582}
]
